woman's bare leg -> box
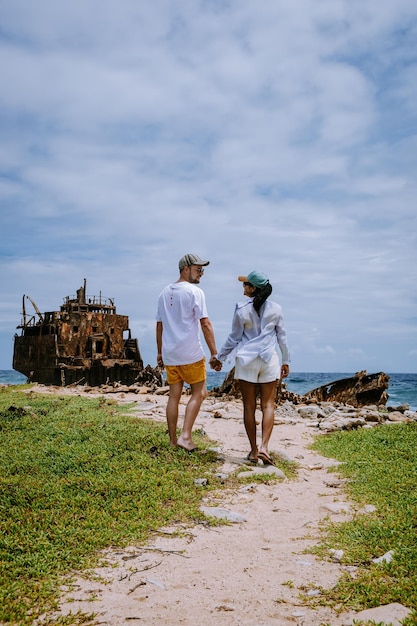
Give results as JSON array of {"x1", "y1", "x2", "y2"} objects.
[
  {"x1": 239, "y1": 379, "x2": 258, "y2": 459},
  {"x1": 259, "y1": 380, "x2": 278, "y2": 455}
]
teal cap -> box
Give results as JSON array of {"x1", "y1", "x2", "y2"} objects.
[{"x1": 238, "y1": 271, "x2": 269, "y2": 288}]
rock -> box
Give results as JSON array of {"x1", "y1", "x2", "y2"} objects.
[
  {"x1": 279, "y1": 400, "x2": 301, "y2": 417},
  {"x1": 238, "y1": 484, "x2": 258, "y2": 492},
  {"x1": 154, "y1": 385, "x2": 170, "y2": 395},
  {"x1": 360, "y1": 504, "x2": 377, "y2": 514},
  {"x1": 209, "y1": 402, "x2": 227, "y2": 411},
  {"x1": 308, "y1": 463, "x2": 324, "y2": 470},
  {"x1": 387, "y1": 411, "x2": 408, "y2": 422},
  {"x1": 200, "y1": 507, "x2": 247, "y2": 523},
  {"x1": 306, "y1": 588, "x2": 321, "y2": 597},
  {"x1": 136, "y1": 386, "x2": 152, "y2": 394},
  {"x1": 388, "y1": 403, "x2": 409, "y2": 412},
  {"x1": 214, "y1": 473, "x2": 229, "y2": 482},
  {"x1": 359, "y1": 409, "x2": 383, "y2": 422},
  {"x1": 373, "y1": 549, "x2": 394, "y2": 564},
  {"x1": 237, "y1": 465, "x2": 286, "y2": 479},
  {"x1": 297, "y1": 406, "x2": 326, "y2": 420},
  {"x1": 323, "y1": 477, "x2": 346, "y2": 488},
  {"x1": 273, "y1": 449, "x2": 294, "y2": 463},
  {"x1": 194, "y1": 478, "x2": 208, "y2": 486},
  {"x1": 342, "y1": 602, "x2": 411, "y2": 626},
  {"x1": 319, "y1": 414, "x2": 366, "y2": 432},
  {"x1": 329, "y1": 548, "x2": 344, "y2": 562}
]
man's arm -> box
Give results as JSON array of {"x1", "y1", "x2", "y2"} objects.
[
  {"x1": 199, "y1": 317, "x2": 221, "y2": 370},
  {"x1": 156, "y1": 321, "x2": 164, "y2": 367}
]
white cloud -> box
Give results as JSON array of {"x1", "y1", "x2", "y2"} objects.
[{"x1": 1, "y1": 0, "x2": 416, "y2": 374}]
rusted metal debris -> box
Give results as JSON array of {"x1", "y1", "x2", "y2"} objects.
[
  {"x1": 214, "y1": 368, "x2": 390, "y2": 407},
  {"x1": 301, "y1": 370, "x2": 390, "y2": 407},
  {"x1": 13, "y1": 279, "x2": 162, "y2": 387}
]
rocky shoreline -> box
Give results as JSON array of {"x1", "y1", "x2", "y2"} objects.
[{"x1": 28, "y1": 377, "x2": 416, "y2": 435}]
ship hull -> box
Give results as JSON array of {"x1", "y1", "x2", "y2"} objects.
[
  {"x1": 13, "y1": 282, "x2": 146, "y2": 387},
  {"x1": 13, "y1": 336, "x2": 144, "y2": 386}
]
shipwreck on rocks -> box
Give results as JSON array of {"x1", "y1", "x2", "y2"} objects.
[
  {"x1": 216, "y1": 369, "x2": 390, "y2": 407},
  {"x1": 301, "y1": 370, "x2": 390, "y2": 407},
  {"x1": 13, "y1": 280, "x2": 161, "y2": 387}
]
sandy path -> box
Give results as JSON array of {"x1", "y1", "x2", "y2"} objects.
[{"x1": 35, "y1": 388, "x2": 357, "y2": 626}]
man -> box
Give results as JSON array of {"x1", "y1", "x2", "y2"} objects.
[{"x1": 156, "y1": 253, "x2": 220, "y2": 451}]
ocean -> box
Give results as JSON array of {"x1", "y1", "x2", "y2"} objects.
[{"x1": 1, "y1": 370, "x2": 416, "y2": 411}]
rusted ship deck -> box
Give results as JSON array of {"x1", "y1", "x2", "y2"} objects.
[{"x1": 13, "y1": 280, "x2": 145, "y2": 386}]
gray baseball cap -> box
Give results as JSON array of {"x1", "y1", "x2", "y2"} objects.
[{"x1": 179, "y1": 253, "x2": 210, "y2": 270}]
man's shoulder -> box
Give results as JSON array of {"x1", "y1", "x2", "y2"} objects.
[
  {"x1": 158, "y1": 283, "x2": 174, "y2": 297},
  {"x1": 159, "y1": 281, "x2": 204, "y2": 297},
  {"x1": 182, "y1": 282, "x2": 204, "y2": 296},
  {"x1": 159, "y1": 281, "x2": 193, "y2": 291}
]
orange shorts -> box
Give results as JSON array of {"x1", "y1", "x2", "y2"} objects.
[{"x1": 165, "y1": 358, "x2": 206, "y2": 385}]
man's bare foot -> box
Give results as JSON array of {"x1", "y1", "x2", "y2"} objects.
[{"x1": 177, "y1": 436, "x2": 198, "y2": 452}]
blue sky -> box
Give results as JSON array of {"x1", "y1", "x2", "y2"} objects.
[{"x1": 1, "y1": 0, "x2": 416, "y2": 374}]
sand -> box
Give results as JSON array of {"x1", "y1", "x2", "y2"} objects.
[{"x1": 30, "y1": 386, "x2": 361, "y2": 626}]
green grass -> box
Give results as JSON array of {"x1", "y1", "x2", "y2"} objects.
[
  {"x1": 8, "y1": 385, "x2": 416, "y2": 625},
  {"x1": 311, "y1": 422, "x2": 417, "y2": 625},
  {"x1": 0, "y1": 387, "x2": 221, "y2": 625}
]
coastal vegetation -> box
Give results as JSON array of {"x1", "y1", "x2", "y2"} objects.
[
  {"x1": 1, "y1": 385, "x2": 417, "y2": 624},
  {"x1": 312, "y1": 422, "x2": 417, "y2": 625},
  {"x1": 0, "y1": 387, "x2": 222, "y2": 624}
]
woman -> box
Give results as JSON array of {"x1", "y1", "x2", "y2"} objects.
[{"x1": 216, "y1": 271, "x2": 290, "y2": 465}]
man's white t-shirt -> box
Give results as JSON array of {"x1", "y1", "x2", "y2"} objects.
[{"x1": 156, "y1": 281, "x2": 208, "y2": 366}]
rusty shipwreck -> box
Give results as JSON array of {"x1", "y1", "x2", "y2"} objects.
[
  {"x1": 216, "y1": 369, "x2": 390, "y2": 407},
  {"x1": 13, "y1": 280, "x2": 146, "y2": 386}
]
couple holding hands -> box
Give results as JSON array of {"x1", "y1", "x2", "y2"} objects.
[{"x1": 156, "y1": 253, "x2": 290, "y2": 465}]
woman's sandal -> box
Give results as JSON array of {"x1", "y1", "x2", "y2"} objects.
[
  {"x1": 257, "y1": 451, "x2": 275, "y2": 466},
  {"x1": 246, "y1": 452, "x2": 258, "y2": 464}
]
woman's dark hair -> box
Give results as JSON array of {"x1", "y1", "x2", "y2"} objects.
[{"x1": 253, "y1": 281, "x2": 272, "y2": 315}]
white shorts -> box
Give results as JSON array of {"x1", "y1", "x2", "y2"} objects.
[{"x1": 234, "y1": 353, "x2": 280, "y2": 384}]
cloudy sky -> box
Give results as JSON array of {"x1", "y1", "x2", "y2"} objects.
[{"x1": 1, "y1": 0, "x2": 416, "y2": 375}]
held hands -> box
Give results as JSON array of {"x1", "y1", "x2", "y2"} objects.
[
  {"x1": 209, "y1": 355, "x2": 222, "y2": 371},
  {"x1": 157, "y1": 353, "x2": 221, "y2": 371}
]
